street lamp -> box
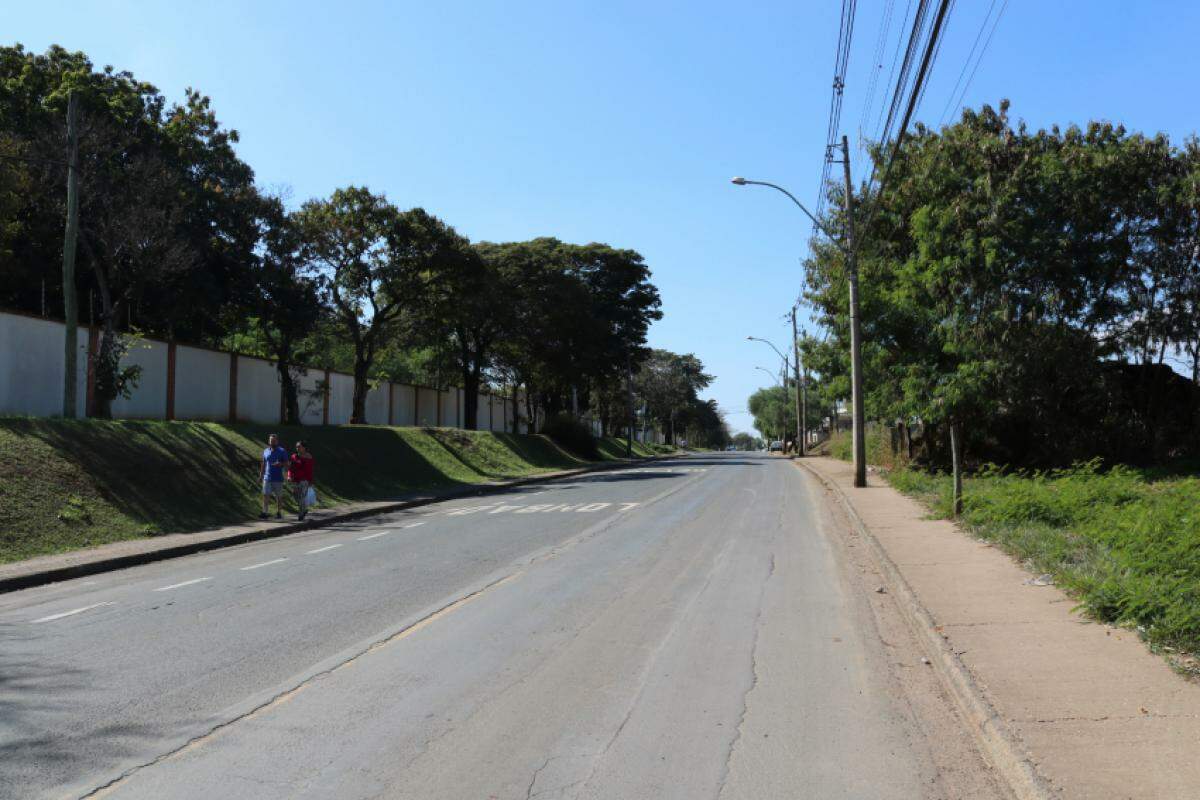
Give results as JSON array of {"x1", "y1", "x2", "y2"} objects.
[
  {"x1": 753, "y1": 366, "x2": 783, "y2": 446},
  {"x1": 749, "y1": 335, "x2": 801, "y2": 455},
  {"x1": 732, "y1": 169, "x2": 866, "y2": 485},
  {"x1": 753, "y1": 365, "x2": 781, "y2": 387}
]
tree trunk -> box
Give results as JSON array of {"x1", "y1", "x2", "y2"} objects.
[
  {"x1": 949, "y1": 420, "x2": 964, "y2": 517},
  {"x1": 350, "y1": 337, "x2": 371, "y2": 424},
  {"x1": 278, "y1": 361, "x2": 301, "y2": 425},
  {"x1": 92, "y1": 311, "x2": 119, "y2": 419},
  {"x1": 462, "y1": 365, "x2": 481, "y2": 430}
]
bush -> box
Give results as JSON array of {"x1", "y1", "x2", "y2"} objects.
[{"x1": 540, "y1": 413, "x2": 599, "y2": 460}]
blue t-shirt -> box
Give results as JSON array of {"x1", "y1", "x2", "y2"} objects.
[{"x1": 263, "y1": 446, "x2": 288, "y2": 481}]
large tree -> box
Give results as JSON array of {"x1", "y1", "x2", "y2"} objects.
[{"x1": 297, "y1": 187, "x2": 463, "y2": 423}]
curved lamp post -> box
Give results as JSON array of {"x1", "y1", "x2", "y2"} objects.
[{"x1": 732, "y1": 172, "x2": 865, "y2": 485}]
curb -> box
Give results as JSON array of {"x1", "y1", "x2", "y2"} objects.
[
  {"x1": 795, "y1": 459, "x2": 1053, "y2": 800},
  {"x1": 0, "y1": 456, "x2": 669, "y2": 595}
]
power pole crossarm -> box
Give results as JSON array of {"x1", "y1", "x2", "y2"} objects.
[{"x1": 842, "y1": 135, "x2": 867, "y2": 487}]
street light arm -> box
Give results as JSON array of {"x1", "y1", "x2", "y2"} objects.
[
  {"x1": 747, "y1": 336, "x2": 791, "y2": 371},
  {"x1": 732, "y1": 178, "x2": 843, "y2": 244}
]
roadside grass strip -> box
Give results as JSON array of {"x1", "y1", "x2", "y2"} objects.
[{"x1": 886, "y1": 460, "x2": 1200, "y2": 659}]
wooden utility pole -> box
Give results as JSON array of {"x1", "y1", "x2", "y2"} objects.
[
  {"x1": 791, "y1": 306, "x2": 805, "y2": 456},
  {"x1": 841, "y1": 135, "x2": 867, "y2": 488},
  {"x1": 61, "y1": 90, "x2": 81, "y2": 418}
]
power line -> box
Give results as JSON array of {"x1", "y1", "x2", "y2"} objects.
[
  {"x1": 815, "y1": 0, "x2": 860, "y2": 223},
  {"x1": 861, "y1": 0, "x2": 954, "y2": 239},
  {"x1": 937, "y1": 0, "x2": 998, "y2": 127},
  {"x1": 941, "y1": 0, "x2": 1009, "y2": 126}
]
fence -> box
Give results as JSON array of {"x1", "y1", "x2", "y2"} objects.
[
  {"x1": 0, "y1": 310, "x2": 670, "y2": 441},
  {"x1": 0, "y1": 310, "x2": 528, "y2": 432}
]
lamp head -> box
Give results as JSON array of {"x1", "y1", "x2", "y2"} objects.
[{"x1": 731, "y1": 176, "x2": 747, "y2": 186}]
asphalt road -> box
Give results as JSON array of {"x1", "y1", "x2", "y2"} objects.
[{"x1": 0, "y1": 453, "x2": 1002, "y2": 799}]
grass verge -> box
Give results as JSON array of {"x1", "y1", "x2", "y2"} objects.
[
  {"x1": 0, "y1": 418, "x2": 671, "y2": 564},
  {"x1": 832, "y1": 433, "x2": 1200, "y2": 662}
]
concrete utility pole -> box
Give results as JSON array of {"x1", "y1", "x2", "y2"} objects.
[
  {"x1": 625, "y1": 353, "x2": 635, "y2": 459},
  {"x1": 791, "y1": 306, "x2": 805, "y2": 456},
  {"x1": 61, "y1": 90, "x2": 81, "y2": 419},
  {"x1": 841, "y1": 135, "x2": 867, "y2": 488}
]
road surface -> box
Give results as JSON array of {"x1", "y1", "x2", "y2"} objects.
[{"x1": 0, "y1": 453, "x2": 1003, "y2": 799}]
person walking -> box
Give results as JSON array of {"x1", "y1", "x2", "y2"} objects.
[
  {"x1": 288, "y1": 440, "x2": 316, "y2": 521},
  {"x1": 259, "y1": 433, "x2": 289, "y2": 520}
]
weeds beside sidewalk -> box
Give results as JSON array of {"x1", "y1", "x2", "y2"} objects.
[{"x1": 879, "y1": 460, "x2": 1200, "y2": 668}]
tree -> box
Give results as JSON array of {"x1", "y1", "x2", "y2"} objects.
[
  {"x1": 240, "y1": 196, "x2": 322, "y2": 424},
  {"x1": 297, "y1": 188, "x2": 463, "y2": 424},
  {"x1": 635, "y1": 349, "x2": 712, "y2": 444}
]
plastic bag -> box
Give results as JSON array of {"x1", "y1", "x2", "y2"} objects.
[{"x1": 305, "y1": 486, "x2": 317, "y2": 507}]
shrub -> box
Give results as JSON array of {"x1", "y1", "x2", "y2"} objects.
[{"x1": 540, "y1": 413, "x2": 599, "y2": 460}]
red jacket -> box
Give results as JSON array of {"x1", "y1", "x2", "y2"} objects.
[{"x1": 288, "y1": 453, "x2": 315, "y2": 483}]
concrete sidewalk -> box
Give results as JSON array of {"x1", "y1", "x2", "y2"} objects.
[
  {"x1": 0, "y1": 458, "x2": 661, "y2": 594},
  {"x1": 800, "y1": 457, "x2": 1200, "y2": 800}
]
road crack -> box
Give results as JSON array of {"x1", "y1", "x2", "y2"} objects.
[
  {"x1": 715, "y1": 551, "x2": 775, "y2": 798},
  {"x1": 76, "y1": 572, "x2": 520, "y2": 799}
]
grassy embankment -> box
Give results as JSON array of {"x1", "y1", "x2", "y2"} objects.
[
  {"x1": 830, "y1": 429, "x2": 1200, "y2": 662},
  {"x1": 0, "y1": 418, "x2": 670, "y2": 564}
]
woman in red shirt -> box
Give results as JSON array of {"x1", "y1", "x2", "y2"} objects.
[{"x1": 288, "y1": 440, "x2": 316, "y2": 520}]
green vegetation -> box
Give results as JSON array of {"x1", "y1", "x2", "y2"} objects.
[
  {"x1": 0, "y1": 418, "x2": 668, "y2": 564},
  {"x1": 830, "y1": 450, "x2": 1200, "y2": 657}
]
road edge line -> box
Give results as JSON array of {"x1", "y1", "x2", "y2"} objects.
[{"x1": 794, "y1": 459, "x2": 1053, "y2": 800}]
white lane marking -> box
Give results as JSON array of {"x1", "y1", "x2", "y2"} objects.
[
  {"x1": 489, "y1": 504, "x2": 523, "y2": 514},
  {"x1": 619, "y1": 502, "x2": 640, "y2": 511},
  {"x1": 357, "y1": 531, "x2": 390, "y2": 540},
  {"x1": 32, "y1": 601, "x2": 114, "y2": 623},
  {"x1": 306, "y1": 544, "x2": 342, "y2": 555},
  {"x1": 514, "y1": 504, "x2": 554, "y2": 514},
  {"x1": 575, "y1": 502, "x2": 611, "y2": 512},
  {"x1": 241, "y1": 558, "x2": 288, "y2": 571},
  {"x1": 403, "y1": 522, "x2": 426, "y2": 528},
  {"x1": 154, "y1": 577, "x2": 212, "y2": 592}
]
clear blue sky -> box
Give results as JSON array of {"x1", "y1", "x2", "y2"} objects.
[{"x1": 12, "y1": 1, "x2": 1200, "y2": 433}]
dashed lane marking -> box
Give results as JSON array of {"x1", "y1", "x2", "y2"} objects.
[
  {"x1": 153, "y1": 578, "x2": 212, "y2": 592},
  {"x1": 32, "y1": 601, "x2": 114, "y2": 623},
  {"x1": 357, "y1": 531, "x2": 391, "y2": 541},
  {"x1": 403, "y1": 522, "x2": 426, "y2": 528},
  {"x1": 240, "y1": 558, "x2": 288, "y2": 571},
  {"x1": 305, "y1": 544, "x2": 342, "y2": 555}
]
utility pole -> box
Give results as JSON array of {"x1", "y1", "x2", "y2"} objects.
[
  {"x1": 625, "y1": 353, "x2": 635, "y2": 459},
  {"x1": 841, "y1": 135, "x2": 867, "y2": 487},
  {"x1": 791, "y1": 306, "x2": 805, "y2": 456},
  {"x1": 61, "y1": 90, "x2": 81, "y2": 419}
]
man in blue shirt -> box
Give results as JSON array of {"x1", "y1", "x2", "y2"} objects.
[{"x1": 259, "y1": 433, "x2": 289, "y2": 520}]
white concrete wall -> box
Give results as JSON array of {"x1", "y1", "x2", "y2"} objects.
[
  {"x1": 364, "y1": 383, "x2": 389, "y2": 426},
  {"x1": 394, "y1": 383, "x2": 416, "y2": 426},
  {"x1": 175, "y1": 345, "x2": 229, "y2": 421},
  {"x1": 295, "y1": 369, "x2": 324, "y2": 426},
  {"x1": 416, "y1": 387, "x2": 439, "y2": 427},
  {"x1": 474, "y1": 393, "x2": 491, "y2": 431},
  {"x1": 0, "y1": 313, "x2": 88, "y2": 418},
  {"x1": 440, "y1": 389, "x2": 459, "y2": 428},
  {"x1": 0, "y1": 313, "x2": 578, "y2": 436},
  {"x1": 328, "y1": 373, "x2": 354, "y2": 424},
  {"x1": 237, "y1": 356, "x2": 281, "y2": 424},
  {"x1": 111, "y1": 338, "x2": 168, "y2": 419}
]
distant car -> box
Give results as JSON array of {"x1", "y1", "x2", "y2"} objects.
[{"x1": 769, "y1": 440, "x2": 783, "y2": 452}]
